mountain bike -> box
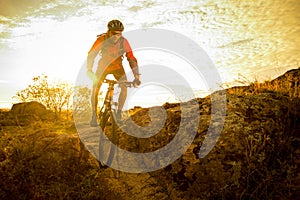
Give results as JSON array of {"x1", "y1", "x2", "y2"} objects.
[{"x1": 98, "y1": 78, "x2": 134, "y2": 167}]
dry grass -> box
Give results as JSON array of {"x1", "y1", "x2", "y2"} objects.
[
  {"x1": 0, "y1": 121, "x2": 113, "y2": 199},
  {"x1": 222, "y1": 70, "x2": 300, "y2": 199},
  {"x1": 227, "y1": 68, "x2": 300, "y2": 99}
]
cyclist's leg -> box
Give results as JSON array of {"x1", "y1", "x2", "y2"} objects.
[
  {"x1": 90, "y1": 67, "x2": 108, "y2": 126},
  {"x1": 113, "y1": 68, "x2": 127, "y2": 119}
]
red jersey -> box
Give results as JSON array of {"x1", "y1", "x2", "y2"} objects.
[{"x1": 87, "y1": 33, "x2": 138, "y2": 73}]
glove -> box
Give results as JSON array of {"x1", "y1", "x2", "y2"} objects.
[
  {"x1": 133, "y1": 75, "x2": 141, "y2": 87},
  {"x1": 86, "y1": 70, "x2": 98, "y2": 83}
]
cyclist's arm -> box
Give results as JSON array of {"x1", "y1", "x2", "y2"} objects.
[
  {"x1": 124, "y1": 39, "x2": 139, "y2": 76},
  {"x1": 87, "y1": 36, "x2": 104, "y2": 71}
]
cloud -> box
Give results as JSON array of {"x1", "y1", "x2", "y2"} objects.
[
  {"x1": 0, "y1": 80, "x2": 9, "y2": 84},
  {"x1": 0, "y1": 0, "x2": 93, "y2": 23},
  {"x1": 0, "y1": 0, "x2": 44, "y2": 17}
]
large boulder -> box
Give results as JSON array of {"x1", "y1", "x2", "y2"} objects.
[
  {"x1": 10, "y1": 101, "x2": 46, "y2": 115},
  {"x1": 8, "y1": 101, "x2": 56, "y2": 125}
]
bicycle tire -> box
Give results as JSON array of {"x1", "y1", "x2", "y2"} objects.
[
  {"x1": 99, "y1": 109, "x2": 109, "y2": 129},
  {"x1": 99, "y1": 110, "x2": 116, "y2": 167}
]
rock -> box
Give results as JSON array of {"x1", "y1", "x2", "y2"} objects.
[
  {"x1": 110, "y1": 72, "x2": 300, "y2": 199},
  {"x1": 7, "y1": 101, "x2": 56, "y2": 125},
  {"x1": 10, "y1": 101, "x2": 46, "y2": 115}
]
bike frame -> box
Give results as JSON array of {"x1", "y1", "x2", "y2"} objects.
[{"x1": 98, "y1": 78, "x2": 134, "y2": 167}]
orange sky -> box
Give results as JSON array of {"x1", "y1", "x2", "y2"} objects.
[{"x1": 0, "y1": 0, "x2": 299, "y2": 108}]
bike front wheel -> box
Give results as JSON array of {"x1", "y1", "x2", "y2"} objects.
[{"x1": 98, "y1": 110, "x2": 117, "y2": 167}]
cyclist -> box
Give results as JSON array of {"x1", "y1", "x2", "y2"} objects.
[{"x1": 87, "y1": 19, "x2": 141, "y2": 127}]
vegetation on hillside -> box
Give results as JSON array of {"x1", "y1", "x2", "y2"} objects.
[{"x1": 13, "y1": 74, "x2": 91, "y2": 120}]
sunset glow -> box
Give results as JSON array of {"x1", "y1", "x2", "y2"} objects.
[{"x1": 1, "y1": 0, "x2": 299, "y2": 108}]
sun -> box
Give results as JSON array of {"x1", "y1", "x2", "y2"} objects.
[{"x1": 11, "y1": 16, "x2": 97, "y2": 84}]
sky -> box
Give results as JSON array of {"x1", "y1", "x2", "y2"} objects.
[{"x1": 0, "y1": 0, "x2": 299, "y2": 108}]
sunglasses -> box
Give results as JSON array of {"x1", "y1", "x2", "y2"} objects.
[{"x1": 111, "y1": 31, "x2": 122, "y2": 36}]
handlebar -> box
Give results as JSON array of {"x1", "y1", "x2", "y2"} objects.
[{"x1": 103, "y1": 79, "x2": 135, "y2": 88}]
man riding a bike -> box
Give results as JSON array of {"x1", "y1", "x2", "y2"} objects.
[{"x1": 87, "y1": 19, "x2": 141, "y2": 127}]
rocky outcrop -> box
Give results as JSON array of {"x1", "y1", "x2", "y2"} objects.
[
  {"x1": 271, "y1": 68, "x2": 300, "y2": 88},
  {"x1": 0, "y1": 101, "x2": 56, "y2": 126},
  {"x1": 97, "y1": 68, "x2": 300, "y2": 199},
  {"x1": 108, "y1": 91, "x2": 299, "y2": 199}
]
